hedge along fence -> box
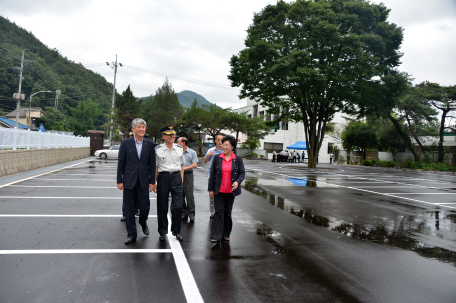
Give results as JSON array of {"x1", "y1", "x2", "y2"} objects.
[
  {"x1": 335, "y1": 150, "x2": 455, "y2": 166},
  {"x1": 359, "y1": 159, "x2": 456, "y2": 172}
]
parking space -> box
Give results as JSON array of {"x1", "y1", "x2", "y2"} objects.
[
  {"x1": 1, "y1": 159, "x2": 456, "y2": 302},
  {"x1": 0, "y1": 159, "x2": 202, "y2": 303}
]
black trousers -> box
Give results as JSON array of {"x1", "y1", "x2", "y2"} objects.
[
  {"x1": 211, "y1": 192, "x2": 235, "y2": 241},
  {"x1": 124, "y1": 178, "x2": 150, "y2": 238},
  {"x1": 157, "y1": 173, "x2": 183, "y2": 236}
]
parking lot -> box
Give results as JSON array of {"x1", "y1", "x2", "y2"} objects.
[{"x1": 1, "y1": 159, "x2": 455, "y2": 302}]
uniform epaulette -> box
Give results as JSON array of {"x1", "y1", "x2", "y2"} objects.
[
  {"x1": 175, "y1": 144, "x2": 183, "y2": 148},
  {"x1": 155, "y1": 144, "x2": 161, "y2": 149}
]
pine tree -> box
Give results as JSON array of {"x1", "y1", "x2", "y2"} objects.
[{"x1": 114, "y1": 85, "x2": 140, "y2": 139}]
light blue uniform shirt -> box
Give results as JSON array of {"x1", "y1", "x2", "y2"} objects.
[
  {"x1": 204, "y1": 146, "x2": 223, "y2": 178},
  {"x1": 183, "y1": 147, "x2": 198, "y2": 172}
]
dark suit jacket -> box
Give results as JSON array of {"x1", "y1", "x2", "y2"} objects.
[
  {"x1": 208, "y1": 154, "x2": 245, "y2": 197},
  {"x1": 117, "y1": 137, "x2": 156, "y2": 190}
]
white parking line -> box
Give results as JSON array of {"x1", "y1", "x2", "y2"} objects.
[
  {"x1": 166, "y1": 213, "x2": 204, "y2": 303},
  {"x1": 27, "y1": 179, "x2": 115, "y2": 181},
  {"x1": 0, "y1": 196, "x2": 156, "y2": 200},
  {"x1": 0, "y1": 160, "x2": 91, "y2": 189},
  {"x1": 2, "y1": 158, "x2": 203, "y2": 302},
  {"x1": 49, "y1": 174, "x2": 117, "y2": 176},
  {"x1": 10, "y1": 185, "x2": 118, "y2": 188},
  {"x1": 383, "y1": 193, "x2": 456, "y2": 195},
  {"x1": 246, "y1": 168, "x2": 456, "y2": 210},
  {"x1": 0, "y1": 249, "x2": 172, "y2": 254},
  {"x1": 0, "y1": 214, "x2": 158, "y2": 217}
]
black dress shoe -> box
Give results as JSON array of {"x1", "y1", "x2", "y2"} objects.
[
  {"x1": 142, "y1": 225, "x2": 149, "y2": 235},
  {"x1": 125, "y1": 237, "x2": 136, "y2": 245},
  {"x1": 190, "y1": 218, "x2": 195, "y2": 223},
  {"x1": 172, "y1": 232, "x2": 183, "y2": 242},
  {"x1": 210, "y1": 215, "x2": 214, "y2": 219},
  {"x1": 181, "y1": 215, "x2": 188, "y2": 221},
  {"x1": 159, "y1": 235, "x2": 166, "y2": 241},
  {"x1": 120, "y1": 216, "x2": 125, "y2": 222}
]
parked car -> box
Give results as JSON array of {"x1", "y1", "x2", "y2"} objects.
[{"x1": 94, "y1": 145, "x2": 120, "y2": 159}]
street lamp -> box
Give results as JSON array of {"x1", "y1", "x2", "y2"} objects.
[
  {"x1": 29, "y1": 91, "x2": 51, "y2": 129},
  {"x1": 107, "y1": 55, "x2": 122, "y2": 147}
]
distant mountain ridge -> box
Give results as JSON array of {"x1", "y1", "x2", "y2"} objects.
[
  {"x1": 140, "y1": 90, "x2": 215, "y2": 108},
  {"x1": 176, "y1": 90, "x2": 214, "y2": 108}
]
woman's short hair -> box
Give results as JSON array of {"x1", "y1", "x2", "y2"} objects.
[{"x1": 222, "y1": 135, "x2": 237, "y2": 149}]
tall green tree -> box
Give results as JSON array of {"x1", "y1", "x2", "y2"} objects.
[
  {"x1": 373, "y1": 117, "x2": 407, "y2": 161},
  {"x1": 417, "y1": 82, "x2": 456, "y2": 162},
  {"x1": 69, "y1": 98, "x2": 103, "y2": 136},
  {"x1": 392, "y1": 86, "x2": 438, "y2": 153},
  {"x1": 341, "y1": 120, "x2": 377, "y2": 161},
  {"x1": 199, "y1": 104, "x2": 232, "y2": 144},
  {"x1": 228, "y1": 0, "x2": 404, "y2": 168},
  {"x1": 144, "y1": 79, "x2": 184, "y2": 142},
  {"x1": 40, "y1": 107, "x2": 71, "y2": 131},
  {"x1": 114, "y1": 85, "x2": 140, "y2": 139}
]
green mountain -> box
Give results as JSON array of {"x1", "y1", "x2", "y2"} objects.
[
  {"x1": 0, "y1": 16, "x2": 112, "y2": 124},
  {"x1": 176, "y1": 90, "x2": 214, "y2": 108},
  {"x1": 140, "y1": 90, "x2": 215, "y2": 108}
]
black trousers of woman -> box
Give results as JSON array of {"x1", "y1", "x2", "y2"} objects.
[{"x1": 211, "y1": 192, "x2": 235, "y2": 241}]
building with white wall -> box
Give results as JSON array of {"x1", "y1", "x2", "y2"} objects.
[{"x1": 232, "y1": 98, "x2": 347, "y2": 163}]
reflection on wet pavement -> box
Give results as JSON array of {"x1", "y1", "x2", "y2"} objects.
[
  {"x1": 256, "y1": 228, "x2": 291, "y2": 254},
  {"x1": 285, "y1": 177, "x2": 317, "y2": 187},
  {"x1": 243, "y1": 177, "x2": 456, "y2": 265}
]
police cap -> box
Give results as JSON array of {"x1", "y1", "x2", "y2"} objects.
[{"x1": 160, "y1": 125, "x2": 176, "y2": 134}]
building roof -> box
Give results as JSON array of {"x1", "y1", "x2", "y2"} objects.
[
  {"x1": 0, "y1": 117, "x2": 30, "y2": 129},
  {"x1": 5, "y1": 107, "x2": 45, "y2": 118}
]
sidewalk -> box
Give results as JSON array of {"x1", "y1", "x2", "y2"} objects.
[{"x1": 0, "y1": 157, "x2": 94, "y2": 186}]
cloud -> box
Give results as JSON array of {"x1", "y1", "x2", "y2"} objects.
[{"x1": 1, "y1": 0, "x2": 455, "y2": 109}]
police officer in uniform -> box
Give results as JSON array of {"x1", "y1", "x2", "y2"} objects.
[{"x1": 154, "y1": 125, "x2": 186, "y2": 242}]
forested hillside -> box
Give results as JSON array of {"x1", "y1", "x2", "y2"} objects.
[
  {"x1": 176, "y1": 90, "x2": 214, "y2": 107},
  {"x1": 140, "y1": 90, "x2": 215, "y2": 108},
  {"x1": 0, "y1": 16, "x2": 112, "y2": 130}
]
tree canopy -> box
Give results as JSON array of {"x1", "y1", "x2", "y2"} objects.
[
  {"x1": 417, "y1": 82, "x2": 456, "y2": 162},
  {"x1": 228, "y1": 0, "x2": 404, "y2": 167},
  {"x1": 143, "y1": 79, "x2": 184, "y2": 142},
  {"x1": 114, "y1": 85, "x2": 140, "y2": 139}
]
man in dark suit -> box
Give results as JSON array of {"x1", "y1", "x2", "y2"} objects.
[{"x1": 117, "y1": 118, "x2": 156, "y2": 245}]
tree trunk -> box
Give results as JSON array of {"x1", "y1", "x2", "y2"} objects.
[
  {"x1": 405, "y1": 114, "x2": 425, "y2": 153},
  {"x1": 437, "y1": 110, "x2": 448, "y2": 163},
  {"x1": 388, "y1": 113, "x2": 420, "y2": 162}
]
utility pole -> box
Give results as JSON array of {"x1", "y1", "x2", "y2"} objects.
[
  {"x1": 107, "y1": 55, "x2": 122, "y2": 147},
  {"x1": 14, "y1": 49, "x2": 26, "y2": 128}
]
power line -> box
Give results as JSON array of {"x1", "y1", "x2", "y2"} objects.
[
  {"x1": 122, "y1": 64, "x2": 239, "y2": 90},
  {"x1": 0, "y1": 47, "x2": 24, "y2": 61}
]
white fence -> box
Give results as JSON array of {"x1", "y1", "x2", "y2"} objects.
[{"x1": 0, "y1": 128, "x2": 90, "y2": 150}]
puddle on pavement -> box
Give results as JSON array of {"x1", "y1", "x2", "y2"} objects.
[
  {"x1": 243, "y1": 177, "x2": 456, "y2": 265},
  {"x1": 256, "y1": 228, "x2": 292, "y2": 255}
]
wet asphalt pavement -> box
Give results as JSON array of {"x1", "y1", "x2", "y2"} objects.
[{"x1": 1, "y1": 158, "x2": 455, "y2": 303}]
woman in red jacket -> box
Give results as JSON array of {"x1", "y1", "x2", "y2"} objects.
[{"x1": 208, "y1": 135, "x2": 246, "y2": 244}]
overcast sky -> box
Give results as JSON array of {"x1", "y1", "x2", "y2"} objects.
[{"x1": 1, "y1": 0, "x2": 455, "y2": 109}]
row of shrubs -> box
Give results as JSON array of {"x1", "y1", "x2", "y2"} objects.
[{"x1": 359, "y1": 159, "x2": 456, "y2": 172}]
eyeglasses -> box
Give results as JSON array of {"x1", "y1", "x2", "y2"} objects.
[{"x1": 222, "y1": 144, "x2": 232, "y2": 148}]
